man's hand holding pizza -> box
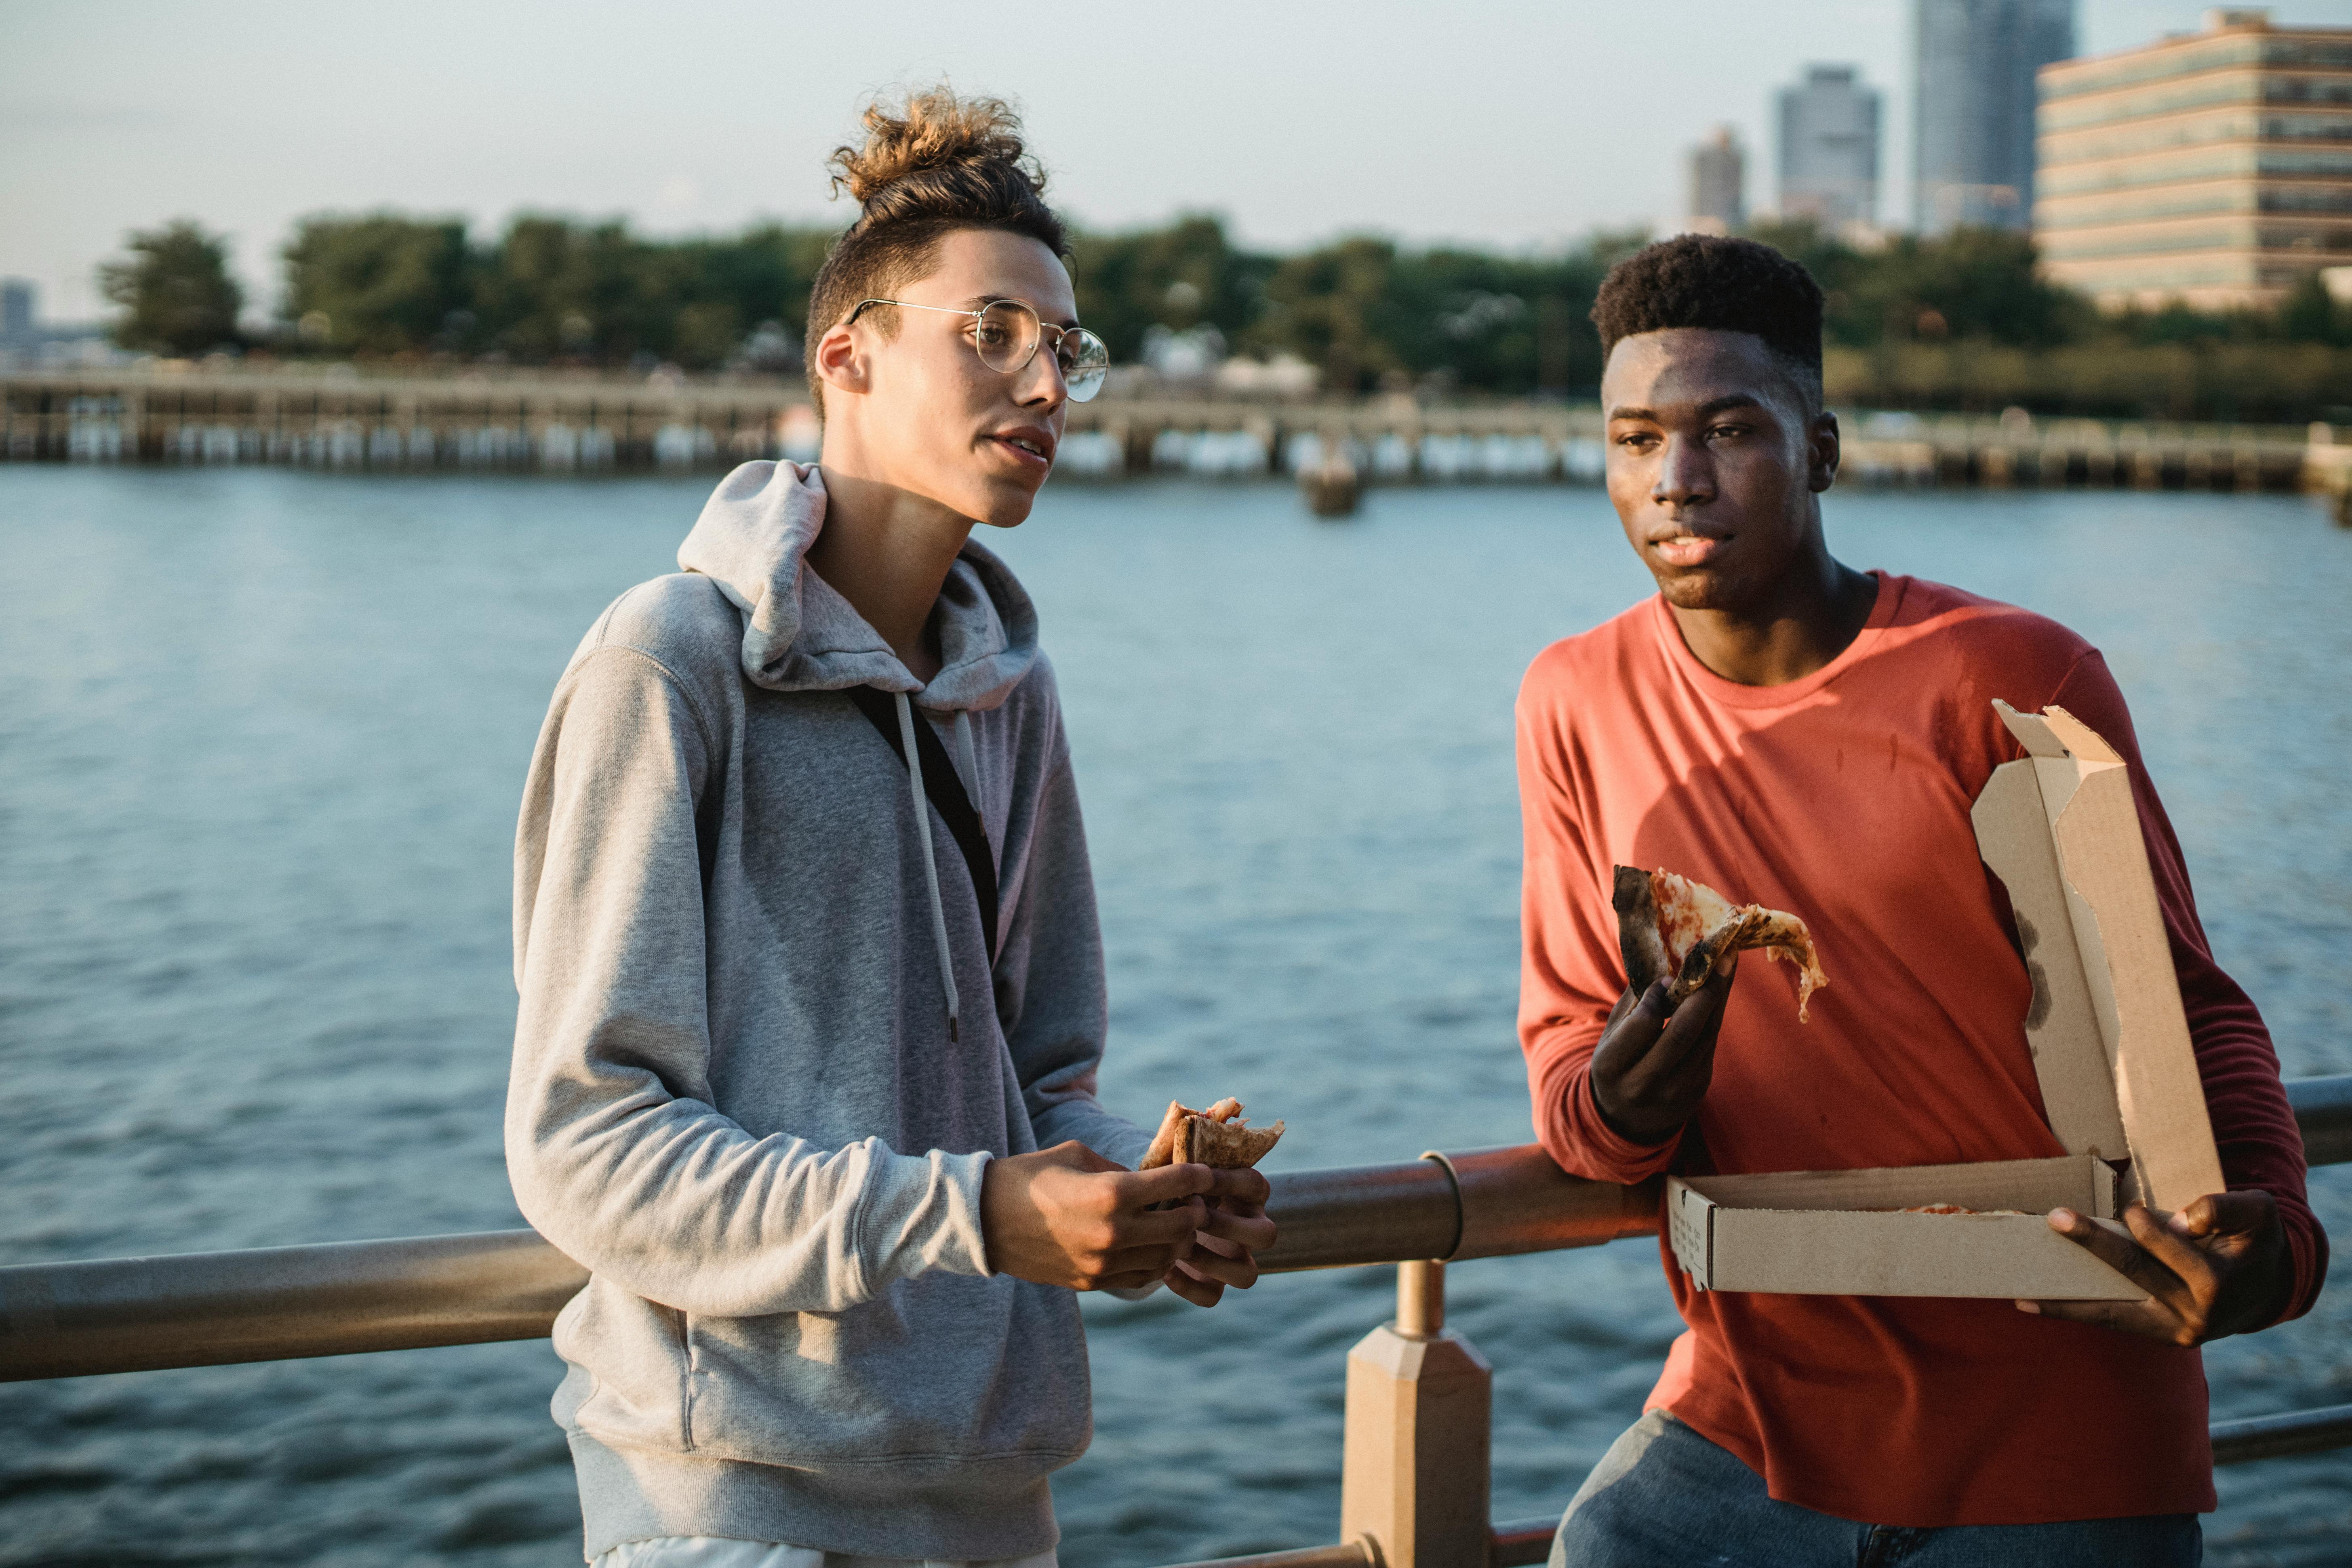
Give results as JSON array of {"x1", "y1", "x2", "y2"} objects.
[
  {"x1": 981, "y1": 1140, "x2": 1275, "y2": 1307},
  {"x1": 1589, "y1": 964, "x2": 1738, "y2": 1145},
  {"x1": 2021, "y1": 1191, "x2": 2296, "y2": 1346},
  {"x1": 1166, "y1": 1187, "x2": 1273, "y2": 1308},
  {"x1": 1592, "y1": 865, "x2": 1825, "y2": 1145}
]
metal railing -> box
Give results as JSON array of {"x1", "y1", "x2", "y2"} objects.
[
  {"x1": 2, "y1": 1076, "x2": 2347, "y2": 1567},
  {"x1": 0, "y1": 1144, "x2": 1653, "y2": 1383}
]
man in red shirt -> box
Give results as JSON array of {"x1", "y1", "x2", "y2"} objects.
[{"x1": 1519, "y1": 236, "x2": 2325, "y2": 1566}]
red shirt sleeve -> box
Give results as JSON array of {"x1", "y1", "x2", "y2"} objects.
[
  {"x1": 1516, "y1": 656, "x2": 1684, "y2": 1184},
  {"x1": 2049, "y1": 651, "x2": 2327, "y2": 1325}
]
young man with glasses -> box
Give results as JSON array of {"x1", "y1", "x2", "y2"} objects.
[{"x1": 506, "y1": 90, "x2": 1271, "y2": 1568}]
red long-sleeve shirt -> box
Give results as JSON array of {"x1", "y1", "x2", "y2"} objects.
[{"x1": 1517, "y1": 572, "x2": 2323, "y2": 1526}]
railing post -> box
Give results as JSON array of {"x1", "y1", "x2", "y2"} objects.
[{"x1": 1340, "y1": 1259, "x2": 1493, "y2": 1568}]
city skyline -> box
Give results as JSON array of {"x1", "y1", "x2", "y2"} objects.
[{"x1": 7, "y1": 0, "x2": 2351, "y2": 324}]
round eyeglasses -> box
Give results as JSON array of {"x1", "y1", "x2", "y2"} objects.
[{"x1": 848, "y1": 297, "x2": 1110, "y2": 402}]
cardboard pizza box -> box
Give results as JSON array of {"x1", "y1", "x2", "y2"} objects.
[{"x1": 1664, "y1": 701, "x2": 2225, "y2": 1301}]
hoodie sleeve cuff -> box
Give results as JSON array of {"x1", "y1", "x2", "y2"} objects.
[{"x1": 855, "y1": 1146, "x2": 995, "y2": 1285}]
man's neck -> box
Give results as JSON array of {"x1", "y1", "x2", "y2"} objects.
[
  {"x1": 1667, "y1": 549, "x2": 1880, "y2": 688},
  {"x1": 806, "y1": 465, "x2": 975, "y2": 685}
]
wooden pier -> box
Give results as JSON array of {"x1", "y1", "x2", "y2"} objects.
[{"x1": 2, "y1": 365, "x2": 2343, "y2": 498}]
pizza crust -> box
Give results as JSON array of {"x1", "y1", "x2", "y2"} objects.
[
  {"x1": 1612, "y1": 866, "x2": 1831, "y2": 1022},
  {"x1": 1611, "y1": 866, "x2": 1675, "y2": 998},
  {"x1": 1139, "y1": 1097, "x2": 1285, "y2": 1170}
]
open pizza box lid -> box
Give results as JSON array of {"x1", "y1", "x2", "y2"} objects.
[{"x1": 1664, "y1": 701, "x2": 2224, "y2": 1300}]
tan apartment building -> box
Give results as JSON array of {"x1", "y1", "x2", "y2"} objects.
[{"x1": 2036, "y1": 8, "x2": 2352, "y2": 310}]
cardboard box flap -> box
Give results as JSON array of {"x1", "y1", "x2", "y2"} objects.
[
  {"x1": 1971, "y1": 758, "x2": 2128, "y2": 1160},
  {"x1": 1979, "y1": 702, "x2": 2222, "y2": 1210},
  {"x1": 1996, "y1": 702, "x2": 2125, "y2": 766}
]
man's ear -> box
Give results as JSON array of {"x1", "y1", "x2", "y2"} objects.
[
  {"x1": 813, "y1": 322, "x2": 869, "y2": 402},
  {"x1": 1808, "y1": 409, "x2": 1840, "y2": 495}
]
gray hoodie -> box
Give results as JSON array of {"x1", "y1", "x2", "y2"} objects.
[{"x1": 506, "y1": 460, "x2": 1151, "y2": 1562}]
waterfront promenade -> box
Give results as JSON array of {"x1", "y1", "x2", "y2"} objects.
[
  {"x1": 3, "y1": 364, "x2": 2342, "y2": 495},
  {"x1": 3, "y1": 471, "x2": 2348, "y2": 1565}
]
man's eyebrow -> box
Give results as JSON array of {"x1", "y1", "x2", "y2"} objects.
[
  {"x1": 1608, "y1": 394, "x2": 1768, "y2": 423},
  {"x1": 967, "y1": 293, "x2": 1080, "y2": 328}
]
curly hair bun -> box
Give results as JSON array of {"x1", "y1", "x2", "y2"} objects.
[
  {"x1": 802, "y1": 85, "x2": 1070, "y2": 413},
  {"x1": 828, "y1": 87, "x2": 1049, "y2": 229}
]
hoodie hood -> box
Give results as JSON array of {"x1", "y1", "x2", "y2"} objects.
[{"x1": 676, "y1": 460, "x2": 1040, "y2": 713}]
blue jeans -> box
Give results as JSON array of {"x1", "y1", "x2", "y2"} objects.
[{"x1": 1550, "y1": 1410, "x2": 2201, "y2": 1568}]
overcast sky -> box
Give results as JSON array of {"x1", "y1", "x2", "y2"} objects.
[{"x1": 8, "y1": 0, "x2": 2351, "y2": 321}]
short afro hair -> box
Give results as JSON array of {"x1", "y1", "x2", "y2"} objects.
[{"x1": 1592, "y1": 235, "x2": 1824, "y2": 406}]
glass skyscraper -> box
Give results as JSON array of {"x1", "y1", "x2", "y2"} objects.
[
  {"x1": 1688, "y1": 126, "x2": 1747, "y2": 233},
  {"x1": 1779, "y1": 65, "x2": 1883, "y2": 227},
  {"x1": 1914, "y1": 0, "x2": 2077, "y2": 233}
]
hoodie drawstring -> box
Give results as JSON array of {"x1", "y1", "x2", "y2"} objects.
[
  {"x1": 952, "y1": 710, "x2": 983, "y2": 822},
  {"x1": 897, "y1": 692, "x2": 960, "y2": 1042}
]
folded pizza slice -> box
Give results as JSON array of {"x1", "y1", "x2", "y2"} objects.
[
  {"x1": 1139, "y1": 1097, "x2": 1285, "y2": 1170},
  {"x1": 1611, "y1": 865, "x2": 1830, "y2": 1022}
]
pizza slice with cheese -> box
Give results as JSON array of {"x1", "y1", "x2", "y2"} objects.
[{"x1": 1611, "y1": 865, "x2": 1830, "y2": 1022}]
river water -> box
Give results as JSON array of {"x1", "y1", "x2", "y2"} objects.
[{"x1": 2, "y1": 467, "x2": 2348, "y2": 1567}]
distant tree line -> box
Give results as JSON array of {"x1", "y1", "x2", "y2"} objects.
[
  {"x1": 99, "y1": 212, "x2": 2352, "y2": 422},
  {"x1": 99, "y1": 223, "x2": 248, "y2": 360},
  {"x1": 277, "y1": 215, "x2": 835, "y2": 370},
  {"x1": 1750, "y1": 219, "x2": 2352, "y2": 424}
]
